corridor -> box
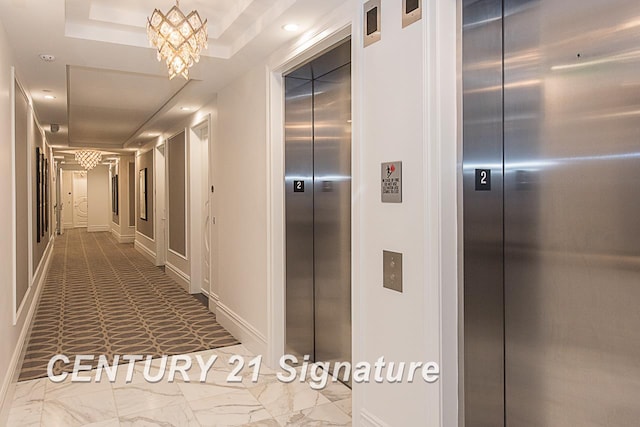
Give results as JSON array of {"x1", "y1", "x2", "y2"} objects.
[
  {"x1": 17, "y1": 0, "x2": 640, "y2": 424},
  {"x1": 20, "y1": 229, "x2": 238, "y2": 382},
  {"x1": 8, "y1": 230, "x2": 352, "y2": 426}
]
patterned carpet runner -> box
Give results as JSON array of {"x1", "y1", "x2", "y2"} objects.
[{"x1": 19, "y1": 229, "x2": 239, "y2": 381}]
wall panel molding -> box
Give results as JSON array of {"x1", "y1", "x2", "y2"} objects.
[{"x1": 0, "y1": 237, "x2": 52, "y2": 417}]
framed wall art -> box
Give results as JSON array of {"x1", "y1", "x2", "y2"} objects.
[
  {"x1": 36, "y1": 147, "x2": 41, "y2": 243},
  {"x1": 44, "y1": 160, "x2": 49, "y2": 233},
  {"x1": 112, "y1": 174, "x2": 119, "y2": 215},
  {"x1": 139, "y1": 168, "x2": 147, "y2": 220}
]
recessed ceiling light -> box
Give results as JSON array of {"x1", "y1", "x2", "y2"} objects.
[
  {"x1": 39, "y1": 54, "x2": 56, "y2": 62},
  {"x1": 180, "y1": 107, "x2": 193, "y2": 111},
  {"x1": 44, "y1": 95, "x2": 56, "y2": 100},
  {"x1": 283, "y1": 23, "x2": 300, "y2": 32}
]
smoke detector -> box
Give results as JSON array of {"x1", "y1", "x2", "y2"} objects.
[{"x1": 50, "y1": 124, "x2": 60, "y2": 133}]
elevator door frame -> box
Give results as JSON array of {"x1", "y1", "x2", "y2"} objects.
[
  {"x1": 283, "y1": 39, "x2": 352, "y2": 370},
  {"x1": 263, "y1": 26, "x2": 354, "y2": 369}
]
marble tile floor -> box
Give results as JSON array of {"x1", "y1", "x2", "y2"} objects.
[{"x1": 7, "y1": 345, "x2": 352, "y2": 427}]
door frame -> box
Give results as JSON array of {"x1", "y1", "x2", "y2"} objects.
[
  {"x1": 189, "y1": 117, "x2": 211, "y2": 296},
  {"x1": 265, "y1": 12, "x2": 355, "y2": 369}
]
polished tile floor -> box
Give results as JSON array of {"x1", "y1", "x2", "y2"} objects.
[{"x1": 8, "y1": 345, "x2": 352, "y2": 426}]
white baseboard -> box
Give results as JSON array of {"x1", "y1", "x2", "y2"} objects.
[
  {"x1": 119, "y1": 235, "x2": 135, "y2": 244},
  {"x1": 0, "y1": 239, "x2": 53, "y2": 424},
  {"x1": 208, "y1": 292, "x2": 220, "y2": 316},
  {"x1": 216, "y1": 301, "x2": 267, "y2": 357},
  {"x1": 165, "y1": 262, "x2": 190, "y2": 293},
  {"x1": 87, "y1": 225, "x2": 110, "y2": 233},
  {"x1": 360, "y1": 409, "x2": 390, "y2": 427},
  {"x1": 134, "y1": 240, "x2": 156, "y2": 264},
  {"x1": 111, "y1": 229, "x2": 135, "y2": 244}
]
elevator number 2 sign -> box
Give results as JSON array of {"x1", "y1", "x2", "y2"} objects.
[
  {"x1": 475, "y1": 169, "x2": 491, "y2": 191},
  {"x1": 293, "y1": 180, "x2": 305, "y2": 193}
]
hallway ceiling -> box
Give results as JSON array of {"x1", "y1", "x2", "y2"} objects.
[{"x1": 0, "y1": 0, "x2": 344, "y2": 150}]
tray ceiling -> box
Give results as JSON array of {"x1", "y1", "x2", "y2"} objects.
[{"x1": 0, "y1": 0, "x2": 348, "y2": 149}]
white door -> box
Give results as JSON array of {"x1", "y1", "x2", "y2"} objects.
[
  {"x1": 72, "y1": 171, "x2": 88, "y2": 228},
  {"x1": 203, "y1": 198, "x2": 211, "y2": 291},
  {"x1": 61, "y1": 170, "x2": 73, "y2": 230},
  {"x1": 201, "y1": 127, "x2": 211, "y2": 295}
]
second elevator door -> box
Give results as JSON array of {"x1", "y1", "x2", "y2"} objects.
[
  {"x1": 284, "y1": 40, "x2": 352, "y2": 371},
  {"x1": 463, "y1": 0, "x2": 640, "y2": 425}
]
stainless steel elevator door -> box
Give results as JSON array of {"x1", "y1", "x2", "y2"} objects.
[
  {"x1": 284, "y1": 40, "x2": 352, "y2": 372},
  {"x1": 504, "y1": 1, "x2": 640, "y2": 425},
  {"x1": 464, "y1": 0, "x2": 640, "y2": 425},
  {"x1": 462, "y1": 0, "x2": 505, "y2": 424},
  {"x1": 313, "y1": 64, "x2": 352, "y2": 367},
  {"x1": 285, "y1": 76, "x2": 315, "y2": 358}
]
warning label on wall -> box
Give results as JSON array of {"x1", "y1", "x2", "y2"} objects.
[{"x1": 381, "y1": 162, "x2": 402, "y2": 203}]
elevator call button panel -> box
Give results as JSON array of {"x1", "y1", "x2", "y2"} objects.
[
  {"x1": 383, "y1": 250, "x2": 403, "y2": 293},
  {"x1": 382, "y1": 161, "x2": 402, "y2": 203}
]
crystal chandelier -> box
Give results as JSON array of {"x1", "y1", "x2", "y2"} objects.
[
  {"x1": 147, "y1": 0, "x2": 208, "y2": 80},
  {"x1": 75, "y1": 150, "x2": 102, "y2": 171}
]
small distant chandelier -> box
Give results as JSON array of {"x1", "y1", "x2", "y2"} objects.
[
  {"x1": 75, "y1": 150, "x2": 102, "y2": 171},
  {"x1": 147, "y1": 0, "x2": 208, "y2": 80}
]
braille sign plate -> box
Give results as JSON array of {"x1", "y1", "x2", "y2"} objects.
[{"x1": 382, "y1": 162, "x2": 402, "y2": 203}]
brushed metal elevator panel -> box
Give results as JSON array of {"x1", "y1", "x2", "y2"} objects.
[
  {"x1": 313, "y1": 63, "x2": 352, "y2": 368},
  {"x1": 504, "y1": 0, "x2": 640, "y2": 425},
  {"x1": 462, "y1": 0, "x2": 505, "y2": 425},
  {"x1": 463, "y1": 0, "x2": 640, "y2": 425},
  {"x1": 284, "y1": 76, "x2": 314, "y2": 359},
  {"x1": 285, "y1": 40, "x2": 352, "y2": 374}
]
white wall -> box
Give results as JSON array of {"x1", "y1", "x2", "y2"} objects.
[
  {"x1": 87, "y1": 165, "x2": 110, "y2": 232},
  {"x1": 356, "y1": 0, "x2": 458, "y2": 425},
  {"x1": 260, "y1": 1, "x2": 458, "y2": 425},
  {"x1": 0, "y1": 19, "x2": 54, "y2": 423},
  {"x1": 214, "y1": 66, "x2": 269, "y2": 353},
  {"x1": 0, "y1": 21, "x2": 20, "y2": 422},
  {"x1": 186, "y1": 1, "x2": 458, "y2": 423},
  {"x1": 358, "y1": 1, "x2": 432, "y2": 424}
]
